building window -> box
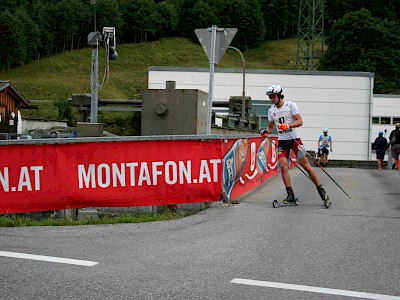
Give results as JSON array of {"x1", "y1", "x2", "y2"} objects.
[
  {"x1": 372, "y1": 117, "x2": 379, "y2": 124},
  {"x1": 393, "y1": 117, "x2": 400, "y2": 124},
  {"x1": 381, "y1": 117, "x2": 391, "y2": 124}
]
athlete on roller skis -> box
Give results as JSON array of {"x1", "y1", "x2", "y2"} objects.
[{"x1": 260, "y1": 85, "x2": 331, "y2": 208}]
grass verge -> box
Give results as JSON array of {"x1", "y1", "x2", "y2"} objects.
[{"x1": 0, "y1": 211, "x2": 185, "y2": 227}]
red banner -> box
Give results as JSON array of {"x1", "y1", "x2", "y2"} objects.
[
  {"x1": 221, "y1": 136, "x2": 281, "y2": 202},
  {"x1": 0, "y1": 140, "x2": 223, "y2": 213}
]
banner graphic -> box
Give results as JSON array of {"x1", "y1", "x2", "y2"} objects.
[
  {"x1": 0, "y1": 140, "x2": 222, "y2": 213},
  {"x1": 222, "y1": 137, "x2": 281, "y2": 202}
]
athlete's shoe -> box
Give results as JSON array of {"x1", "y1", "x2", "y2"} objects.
[
  {"x1": 282, "y1": 188, "x2": 295, "y2": 204},
  {"x1": 317, "y1": 185, "x2": 329, "y2": 201}
]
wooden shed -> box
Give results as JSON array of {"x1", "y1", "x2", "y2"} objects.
[{"x1": 0, "y1": 81, "x2": 30, "y2": 139}]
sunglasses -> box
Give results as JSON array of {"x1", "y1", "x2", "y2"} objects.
[{"x1": 268, "y1": 94, "x2": 277, "y2": 99}]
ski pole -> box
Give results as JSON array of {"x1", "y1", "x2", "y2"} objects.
[
  {"x1": 288, "y1": 133, "x2": 352, "y2": 199},
  {"x1": 261, "y1": 134, "x2": 311, "y2": 180}
]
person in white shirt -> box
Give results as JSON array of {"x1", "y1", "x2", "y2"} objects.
[
  {"x1": 318, "y1": 128, "x2": 333, "y2": 167},
  {"x1": 261, "y1": 85, "x2": 330, "y2": 206}
]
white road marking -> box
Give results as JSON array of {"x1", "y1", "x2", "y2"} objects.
[
  {"x1": 0, "y1": 251, "x2": 98, "y2": 267},
  {"x1": 231, "y1": 278, "x2": 400, "y2": 300}
]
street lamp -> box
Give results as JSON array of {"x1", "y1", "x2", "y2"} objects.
[{"x1": 228, "y1": 46, "x2": 246, "y2": 126}]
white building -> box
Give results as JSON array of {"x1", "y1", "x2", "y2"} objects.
[
  {"x1": 371, "y1": 94, "x2": 400, "y2": 140},
  {"x1": 148, "y1": 67, "x2": 375, "y2": 161}
]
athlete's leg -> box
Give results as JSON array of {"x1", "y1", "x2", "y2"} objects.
[
  {"x1": 279, "y1": 155, "x2": 291, "y2": 187},
  {"x1": 322, "y1": 148, "x2": 329, "y2": 165},
  {"x1": 298, "y1": 156, "x2": 321, "y2": 186},
  {"x1": 299, "y1": 156, "x2": 329, "y2": 201},
  {"x1": 294, "y1": 139, "x2": 329, "y2": 202},
  {"x1": 278, "y1": 140, "x2": 295, "y2": 202}
]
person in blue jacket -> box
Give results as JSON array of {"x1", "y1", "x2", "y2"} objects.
[{"x1": 373, "y1": 132, "x2": 389, "y2": 169}]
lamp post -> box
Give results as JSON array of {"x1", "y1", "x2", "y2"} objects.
[{"x1": 228, "y1": 46, "x2": 246, "y2": 128}]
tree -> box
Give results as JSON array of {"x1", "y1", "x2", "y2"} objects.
[
  {"x1": 95, "y1": 0, "x2": 124, "y2": 41},
  {"x1": 156, "y1": 1, "x2": 179, "y2": 38},
  {"x1": 212, "y1": 0, "x2": 265, "y2": 50},
  {"x1": 119, "y1": 0, "x2": 159, "y2": 43},
  {"x1": 53, "y1": 0, "x2": 89, "y2": 51},
  {"x1": 14, "y1": 6, "x2": 41, "y2": 63},
  {"x1": 0, "y1": 10, "x2": 21, "y2": 69},
  {"x1": 29, "y1": 0, "x2": 57, "y2": 59},
  {"x1": 325, "y1": 0, "x2": 400, "y2": 35},
  {"x1": 320, "y1": 8, "x2": 400, "y2": 93},
  {"x1": 260, "y1": 0, "x2": 299, "y2": 41},
  {"x1": 176, "y1": 0, "x2": 199, "y2": 38}
]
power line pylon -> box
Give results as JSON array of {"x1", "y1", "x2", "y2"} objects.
[{"x1": 295, "y1": 0, "x2": 324, "y2": 70}]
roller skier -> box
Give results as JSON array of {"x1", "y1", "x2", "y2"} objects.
[{"x1": 260, "y1": 85, "x2": 331, "y2": 208}]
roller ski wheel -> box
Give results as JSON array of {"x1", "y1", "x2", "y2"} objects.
[
  {"x1": 272, "y1": 197, "x2": 299, "y2": 208},
  {"x1": 323, "y1": 197, "x2": 331, "y2": 208}
]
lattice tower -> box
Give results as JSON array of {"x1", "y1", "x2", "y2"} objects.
[{"x1": 295, "y1": 0, "x2": 324, "y2": 70}]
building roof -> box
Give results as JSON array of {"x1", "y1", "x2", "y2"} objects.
[{"x1": 0, "y1": 80, "x2": 31, "y2": 108}]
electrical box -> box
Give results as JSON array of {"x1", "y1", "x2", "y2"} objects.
[
  {"x1": 71, "y1": 94, "x2": 91, "y2": 106},
  {"x1": 77, "y1": 122, "x2": 103, "y2": 137},
  {"x1": 141, "y1": 88, "x2": 208, "y2": 135}
]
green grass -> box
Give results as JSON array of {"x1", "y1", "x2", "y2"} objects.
[
  {"x1": 0, "y1": 37, "x2": 298, "y2": 102},
  {"x1": 1, "y1": 37, "x2": 299, "y2": 132},
  {"x1": 0, "y1": 211, "x2": 185, "y2": 227}
]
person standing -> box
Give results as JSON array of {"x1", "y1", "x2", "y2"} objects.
[
  {"x1": 260, "y1": 85, "x2": 330, "y2": 207},
  {"x1": 318, "y1": 128, "x2": 333, "y2": 167},
  {"x1": 373, "y1": 131, "x2": 389, "y2": 169},
  {"x1": 389, "y1": 123, "x2": 400, "y2": 170}
]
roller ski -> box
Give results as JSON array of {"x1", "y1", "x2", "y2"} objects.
[
  {"x1": 317, "y1": 185, "x2": 331, "y2": 208},
  {"x1": 273, "y1": 187, "x2": 299, "y2": 208},
  {"x1": 272, "y1": 197, "x2": 299, "y2": 208}
]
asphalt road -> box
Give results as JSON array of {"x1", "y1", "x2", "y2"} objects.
[{"x1": 1, "y1": 168, "x2": 400, "y2": 300}]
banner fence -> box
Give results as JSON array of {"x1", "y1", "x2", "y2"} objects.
[{"x1": 0, "y1": 136, "x2": 280, "y2": 214}]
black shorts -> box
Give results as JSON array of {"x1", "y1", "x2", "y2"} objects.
[
  {"x1": 278, "y1": 138, "x2": 306, "y2": 160},
  {"x1": 320, "y1": 147, "x2": 329, "y2": 155},
  {"x1": 376, "y1": 150, "x2": 385, "y2": 160}
]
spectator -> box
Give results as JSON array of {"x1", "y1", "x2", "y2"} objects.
[
  {"x1": 389, "y1": 123, "x2": 400, "y2": 170},
  {"x1": 373, "y1": 132, "x2": 389, "y2": 169}
]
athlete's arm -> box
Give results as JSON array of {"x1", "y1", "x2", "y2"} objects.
[
  {"x1": 265, "y1": 120, "x2": 275, "y2": 134},
  {"x1": 290, "y1": 113, "x2": 303, "y2": 128}
]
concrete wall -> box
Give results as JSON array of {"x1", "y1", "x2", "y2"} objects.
[
  {"x1": 22, "y1": 119, "x2": 68, "y2": 132},
  {"x1": 148, "y1": 67, "x2": 374, "y2": 161}
]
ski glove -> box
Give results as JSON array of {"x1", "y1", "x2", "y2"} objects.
[
  {"x1": 260, "y1": 129, "x2": 268, "y2": 137},
  {"x1": 278, "y1": 123, "x2": 291, "y2": 131}
]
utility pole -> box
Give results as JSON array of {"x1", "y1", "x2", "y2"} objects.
[
  {"x1": 88, "y1": 33, "x2": 101, "y2": 123},
  {"x1": 90, "y1": 0, "x2": 99, "y2": 123},
  {"x1": 296, "y1": 0, "x2": 324, "y2": 70},
  {"x1": 88, "y1": 0, "x2": 117, "y2": 124}
]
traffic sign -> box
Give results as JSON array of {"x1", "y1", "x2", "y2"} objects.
[{"x1": 195, "y1": 27, "x2": 237, "y2": 65}]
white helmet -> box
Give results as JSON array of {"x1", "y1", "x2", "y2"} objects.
[
  {"x1": 323, "y1": 128, "x2": 328, "y2": 133},
  {"x1": 266, "y1": 85, "x2": 282, "y2": 95}
]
